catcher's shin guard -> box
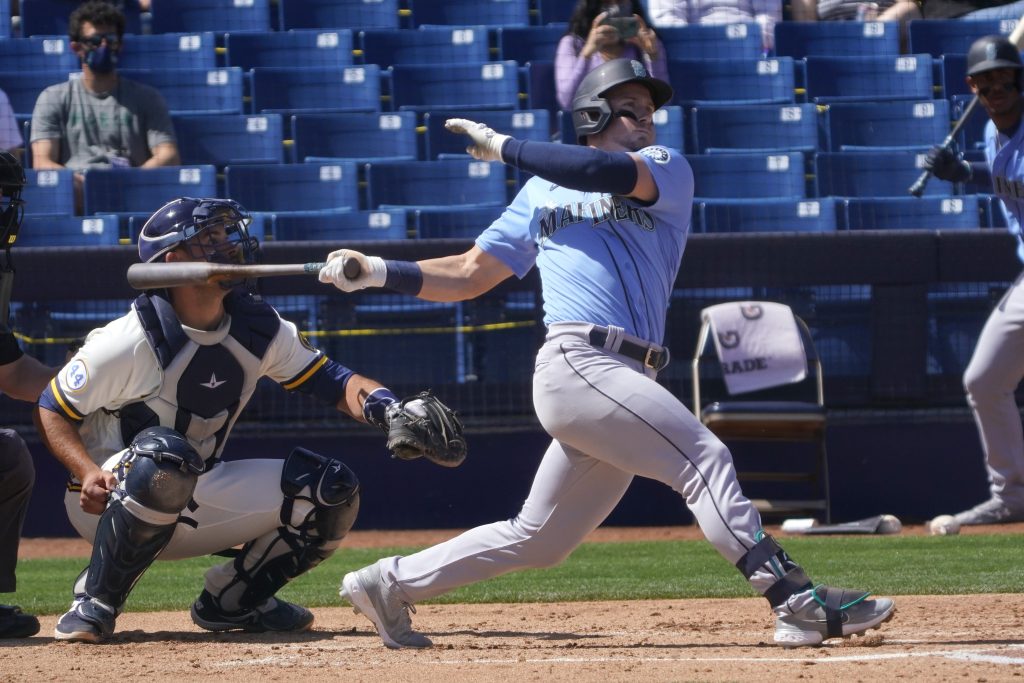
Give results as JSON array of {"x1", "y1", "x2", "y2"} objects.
[
  {"x1": 207, "y1": 448, "x2": 360, "y2": 612},
  {"x1": 736, "y1": 533, "x2": 813, "y2": 608}
]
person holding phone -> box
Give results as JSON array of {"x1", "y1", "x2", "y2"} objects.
[{"x1": 555, "y1": 0, "x2": 669, "y2": 111}]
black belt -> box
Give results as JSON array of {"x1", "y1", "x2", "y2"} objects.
[{"x1": 588, "y1": 327, "x2": 670, "y2": 371}]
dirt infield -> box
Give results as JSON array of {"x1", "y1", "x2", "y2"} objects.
[{"x1": 6, "y1": 525, "x2": 1024, "y2": 682}]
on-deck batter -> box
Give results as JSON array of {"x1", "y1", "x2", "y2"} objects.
[{"x1": 320, "y1": 58, "x2": 895, "y2": 649}]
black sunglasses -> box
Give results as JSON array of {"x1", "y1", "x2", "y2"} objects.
[{"x1": 78, "y1": 33, "x2": 120, "y2": 48}]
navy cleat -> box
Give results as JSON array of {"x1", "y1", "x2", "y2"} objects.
[
  {"x1": 190, "y1": 590, "x2": 313, "y2": 633},
  {"x1": 0, "y1": 604, "x2": 40, "y2": 639},
  {"x1": 54, "y1": 598, "x2": 117, "y2": 643}
]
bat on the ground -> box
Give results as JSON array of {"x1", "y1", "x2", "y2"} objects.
[
  {"x1": 127, "y1": 257, "x2": 362, "y2": 290},
  {"x1": 909, "y1": 15, "x2": 1024, "y2": 197}
]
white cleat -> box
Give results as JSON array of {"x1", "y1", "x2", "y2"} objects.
[{"x1": 340, "y1": 563, "x2": 432, "y2": 649}]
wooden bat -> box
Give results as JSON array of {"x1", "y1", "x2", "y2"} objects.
[
  {"x1": 127, "y1": 257, "x2": 362, "y2": 290},
  {"x1": 909, "y1": 16, "x2": 1024, "y2": 197}
]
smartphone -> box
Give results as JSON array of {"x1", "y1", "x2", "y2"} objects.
[{"x1": 603, "y1": 15, "x2": 639, "y2": 39}]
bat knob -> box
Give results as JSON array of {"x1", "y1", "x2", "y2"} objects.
[{"x1": 342, "y1": 256, "x2": 361, "y2": 279}]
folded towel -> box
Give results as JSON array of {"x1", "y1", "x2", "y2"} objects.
[{"x1": 702, "y1": 301, "x2": 807, "y2": 395}]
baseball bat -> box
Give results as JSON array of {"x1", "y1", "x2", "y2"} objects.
[
  {"x1": 126, "y1": 256, "x2": 362, "y2": 290},
  {"x1": 909, "y1": 15, "x2": 1024, "y2": 197}
]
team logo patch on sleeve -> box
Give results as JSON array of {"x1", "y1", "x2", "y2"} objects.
[
  {"x1": 63, "y1": 359, "x2": 89, "y2": 392},
  {"x1": 640, "y1": 146, "x2": 671, "y2": 164}
]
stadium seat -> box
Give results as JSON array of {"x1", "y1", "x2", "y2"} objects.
[
  {"x1": 292, "y1": 111, "x2": 417, "y2": 164},
  {"x1": 699, "y1": 198, "x2": 839, "y2": 233},
  {"x1": 365, "y1": 159, "x2": 508, "y2": 209},
  {"x1": 0, "y1": 70, "x2": 70, "y2": 118},
  {"x1": 656, "y1": 24, "x2": 764, "y2": 61},
  {"x1": 172, "y1": 113, "x2": 284, "y2": 166},
  {"x1": 119, "y1": 67, "x2": 244, "y2": 116},
  {"x1": 666, "y1": 58, "x2": 796, "y2": 106},
  {"x1": 225, "y1": 162, "x2": 360, "y2": 213},
  {"x1": 537, "y1": 0, "x2": 576, "y2": 25},
  {"x1": 20, "y1": 0, "x2": 142, "y2": 37},
  {"x1": 907, "y1": 18, "x2": 1013, "y2": 57},
  {"x1": 83, "y1": 166, "x2": 218, "y2": 219},
  {"x1": 425, "y1": 109, "x2": 551, "y2": 159},
  {"x1": 496, "y1": 25, "x2": 567, "y2": 64},
  {"x1": 688, "y1": 153, "x2": 806, "y2": 199},
  {"x1": 980, "y1": 194, "x2": 1008, "y2": 228},
  {"x1": 149, "y1": 0, "x2": 272, "y2": 34},
  {"x1": 524, "y1": 60, "x2": 559, "y2": 113},
  {"x1": 359, "y1": 26, "x2": 490, "y2": 68},
  {"x1": 22, "y1": 169, "x2": 74, "y2": 217},
  {"x1": 0, "y1": 0, "x2": 10, "y2": 38},
  {"x1": 250, "y1": 65, "x2": 381, "y2": 115},
  {"x1": 408, "y1": 0, "x2": 530, "y2": 27},
  {"x1": 815, "y1": 151, "x2": 954, "y2": 197},
  {"x1": 843, "y1": 196, "x2": 982, "y2": 230},
  {"x1": 0, "y1": 37, "x2": 78, "y2": 72},
  {"x1": 804, "y1": 55, "x2": 934, "y2": 104},
  {"x1": 774, "y1": 21, "x2": 900, "y2": 58},
  {"x1": 690, "y1": 103, "x2": 820, "y2": 154},
  {"x1": 271, "y1": 209, "x2": 408, "y2": 241},
  {"x1": 825, "y1": 100, "x2": 951, "y2": 152},
  {"x1": 118, "y1": 33, "x2": 218, "y2": 71},
  {"x1": 951, "y1": 94, "x2": 987, "y2": 152},
  {"x1": 557, "y1": 106, "x2": 684, "y2": 149},
  {"x1": 18, "y1": 215, "x2": 120, "y2": 246},
  {"x1": 940, "y1": 54, "x2": 970, "y2": 98},
  {"x1": 277, "y1": 0, "x2": 400, "y2": 31},
  {"x1": 389, "y1": 61, "x2": 520, "y2": 112},
  {"x1": 413, "y1": 204, "x2": 505, "y2": 239},
  {"x1": 225, "y1": 29, "x2": 355, "y2": 71}
]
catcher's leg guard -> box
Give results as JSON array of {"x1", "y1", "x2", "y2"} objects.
[
  {"x1": 206, "y1": 447, "x2": 360, "y2": 612},
  {"x1": 735, "y1": 532, "x2": 813, "y2": 608}
]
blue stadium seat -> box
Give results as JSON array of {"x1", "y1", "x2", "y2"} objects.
[
  {"x1": 425, "y1": 109, "x2": 551, "y2": 159},
  {"x1": 690, "y1": 103, "x2": 820, "y2": 154},
  {"x1": 22, "y1": 169, "x2": 74, "y2": 217},
  {"x1": 250, "y1": 65, "x2": 381, "y2": 115},
  {"x1": 980, "y1": 194, "x2": 1008, "y2": 228},
  {"x1": 804, "y1": 55, "x2": 934, "y2": 103},
  {"x1": 0, "y1": 37, "x2": 78, "y2": 72},
  {"x1": 278, "y1": 0, "x2": 400, "y2": 30},
  {"x1": 815, "y1": 151, "x2": 954, "y2": 197},
  {"x1": 225, "y1": 29, "x2": 354, "y2": 71},
  {"x1": 292, "y1": 112, "x2": 417, "y2": 164},
  {"x1": 0, "y1": 71, "x2": 70, "y2": 117},
  {"x1": 525, "y1": 60, "x2": 558, "y2": 113},
  {"x1": 940, "y1": 54, "x2": 969, "y2": 98},
  {"x1": 20, "y1": 0, "x2": 142, "y2": 37},
  {"x1": 390, "y1": 61, "x2": 520, "y2": 112},
  {"x1": 119, "y1": 67, "x2": 244, "y2": 115},
  {"x1": 537, "y1": 0, "x2": 576, "y2": 24},
  {"x1": 413, "y1": 204, "x2": 505, "y2": 239},
  {"x1": 775, "y1": 21, "x2": 900, "y2": 58},
  {"x1": 18, "y1": 215, "x2": 120, "y2": 246},
  {"x1": 365, "y1": 159, "x2": 508, "y2": 209},
  {"x1": 700, "y1": 198, "x2": 839, "y2": 233},
  {"x1": 409, "y1": 0, "x2": 530, "y2": 27},
  {"x1": 118, "y1": 33, "x2": 218, "y2": 71},
  {"x1": 172, "y1": 113, "x2": 284, "y2": 166},
  {"x1": 360, "y1": 26, "x2": 491, "y2": 68},
  {"x1": 271, "y1": 209, "x2": 408, "y2": 241},
  {"x1": 496, "y1": 25, "x2": 567, "y2": 64},
  {"x1": 908, "y1": 18, "x2": 1014, "y2": 57},
  {"x1": 149, "y1": 0, "x2": 272, "y2": 34},
  {"x1": 556, "y1": 106, "x2": 684, "y2": 150},
  {"x1": 951, "y1": 94, "x2": 987, "y2": 152},
  {"x1": 843, "y1": 196, "x2": 981, "y2": 230},
  {"x1": 83, "y1": 166, "x2": 218, "y2": 219},
  {"x1": 825, "y1": 100, "x2": 951, "y2": 152},
  {"x1": 688, "y1": 152, "x2": 806, "y2": 199},
  {"x1": 667, "y1": 58, "x2": 796, "y2": 106},
  {"x1": 657, "y1": 24, "x2": 764, "y2": 61},
  {"x1": 224, "y1": 162, "x2": 359, "y2": 213},
  {"x1": 0, "y1": 0, "x2": 10, "y2": 38}
]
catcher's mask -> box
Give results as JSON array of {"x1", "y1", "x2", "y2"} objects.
[
  {"x1": 571, "y1": 58, "x2": 673, "y2": 144},
  {"x1": 0, "y1": 151, "x2": 25, "y2": 252}
]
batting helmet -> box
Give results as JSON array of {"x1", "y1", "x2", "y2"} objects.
[
  {"x1": 571, "y1": 58, "x2": 673, "y2": 143},
  {"x1": 0, "y1": 152, "x2": 25, "y2": 246},
  {"x1": 967, "y1": 35, "x2": 1023, "y2": 76},
  {"x1": 138, "y1": 197, "x2": 259, "y2": 267}
]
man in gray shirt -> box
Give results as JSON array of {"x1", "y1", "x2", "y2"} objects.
[{"x1": 30, "y1": 1, "x2": 179, "y2": 212}]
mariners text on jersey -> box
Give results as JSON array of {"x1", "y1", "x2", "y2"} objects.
[{"x1": 539, "y1": 195, "x2": 655, "y2": 243}]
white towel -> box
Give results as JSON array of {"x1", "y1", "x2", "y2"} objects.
[{"x1": 702, "y1": 301, "x2": 807, "y2": 395}]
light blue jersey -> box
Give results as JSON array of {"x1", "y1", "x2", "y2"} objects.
[
  {"x1": 984, "y1": 119, "x2": 1024, "y2": 262},
  {"x1": 476, "y1": 146, "x2": 694, "y2": 345}
]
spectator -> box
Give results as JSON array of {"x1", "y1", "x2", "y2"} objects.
[
  {"x1": 29, "y1": 1, "x2": 179, "y2": 213},
  {"x1": 0, "y1": 89, "x2": 23, "y2": 162},
  {"x1": 921, "y1": 0, "x2": 1024, "y2": 18},
  {"x1": 647, "y1": 0, "x2": 781, "y2": 52},
  {"x1": 555, "y1": 0, "x2": 669, "y2": 111}
]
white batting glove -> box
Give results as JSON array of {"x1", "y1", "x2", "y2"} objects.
[
  {"x1": 318, "y1": 249, "x2": 387, "y2": 292},
  {"x1": 444, "y1": 118, "x2": 509, "y2": 163}
]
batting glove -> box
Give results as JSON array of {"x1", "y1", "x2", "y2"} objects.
[
  {"x1": 445, "y1": 118, "x2": 509, "y2": 163},
  {"x1": 924, "y1": 146, "x2": 972, "y2": 183},
  {"x1": 319, "y1": 249, "x2": 386, "y2": 292}
]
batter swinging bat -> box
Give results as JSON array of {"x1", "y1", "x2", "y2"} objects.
[
  {"x1": 909, "y1": 15, "x2": 1024, "y2": 197},
  {"x1": 126, "y1": 257, "x2": 361, "y2": 290}
]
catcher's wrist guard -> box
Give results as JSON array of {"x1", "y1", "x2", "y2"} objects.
[
  {"x1": 362, "y1": 387, "x2": 398, "y2": 431},
  {"x1": 384, "y1": 391, "x2": 467, "y2": 468}
]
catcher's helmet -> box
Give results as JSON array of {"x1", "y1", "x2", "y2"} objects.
[
  {"x1": 571, "y1": 58, "x2": 673, "y2": 143},
  {"x1": 0, "y1": 151, "x2": 26, "y2": 246},
  {"x1": 138, "y1": 196, "x2": 259, "y2": 267},
  {"x1": 967, "y1": 35, "x2": 1023, "y2": 76}
]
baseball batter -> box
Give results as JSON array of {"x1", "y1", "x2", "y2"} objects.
[
  {"x1": 320, "y1": 59, "x2": 894, "y2": 649},
  {"x1": 35, "y1": 197, "x2": 462, "y2": 643},
  {"x1": 925, "y1": 35, "x2": 1024, "y2": 525}
]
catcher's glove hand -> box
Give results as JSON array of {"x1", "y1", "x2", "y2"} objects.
[{"x1": 385, "y1": 391, "x2": 466, "y2": 467}]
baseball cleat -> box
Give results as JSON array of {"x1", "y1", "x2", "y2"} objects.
[
  {"x1": 340, "y1": 563, "x2": 432, "y2": 649},
  {"x1": 190, "y1": 590, "x2": 313, "y2": 633},
  {"x1": 773, "y1": 585, "x2": 895, "y2": 647},
  {"x1": 0, "y1": 604, "x2": 40, "y2": 639},
  {"x1": 954, "y1": 498, "x2": 1024, "y2": 526},
  {"x1": 54, "y1": 598, "x2": 117, "y2": 643}
]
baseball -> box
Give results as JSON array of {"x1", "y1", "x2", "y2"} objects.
[
  {"x1": 877, "y1": 514, "x2": 902, "y2": 534},
  {"x1": 928, "y1": 514, "x2": 961, "y2": 536}
]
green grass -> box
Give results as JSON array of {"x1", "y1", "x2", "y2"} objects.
[{"x1": 10, "y1": 534, "x2": 1024, "y2": 615}]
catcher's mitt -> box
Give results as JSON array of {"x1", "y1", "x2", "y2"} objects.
[{"x1": 385, "y1": 391, "x2": 466, "y2": 467}]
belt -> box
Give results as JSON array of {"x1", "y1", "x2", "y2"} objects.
[{"x1": 588, "y1": 327, "x2": 670, "y2": 371}]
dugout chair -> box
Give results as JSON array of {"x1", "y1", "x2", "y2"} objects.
[{"x1": 692, "y1": 301, "x2": 831, "y2": 522}]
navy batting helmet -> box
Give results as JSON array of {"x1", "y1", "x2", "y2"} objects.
[
  {"x1": 967, "y1": 35, "x2": 1023, "y2": 76},
  {"x1": 571, "y1": 58, "x2": 673, "y2": 143},
  {"x1": 138, "y1": 197, "x2": 259, "y2": 267},
  {"x1": 0, "y1": 151, "x2": 25, "y2": 246}
]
